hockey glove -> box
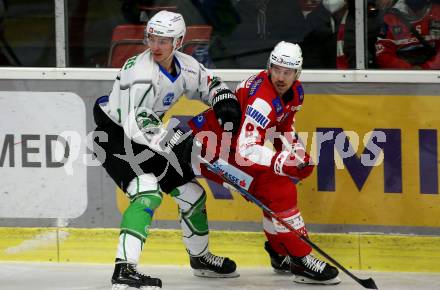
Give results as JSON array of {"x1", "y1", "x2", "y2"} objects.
[
  {"x1": 161, "y1": 127, "x2": 195, "y2": 165},
  {"x1": 212, "y1": 89, "x2": 242, "y2": 134},
  {"x1": 272, "y1": 146, "x2": 314, "y2": 180}
]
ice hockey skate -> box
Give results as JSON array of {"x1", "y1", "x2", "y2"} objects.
[
  {"x1": 264, "y1": 241, "x2": 292, "y2": 274},
  {"x1": 111, "y1": 259, "x2": 162, "y2": 289},
  {"x1": 189, "y1": 251, "x2": 239, "y2": 278},
  {"x1": 290, "y1": 254, "x2": 341, "y2": 285}
]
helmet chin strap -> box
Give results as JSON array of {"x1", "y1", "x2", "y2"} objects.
[
  {"x1": 164, "y1": 37, "x2": 183, "y2": 69},
  {"x1": 163, "y1": 50, "x2": 175, "y2": 64},
  {"x1": 159, "y1": 38, "x2": 180, "y2": 71}
]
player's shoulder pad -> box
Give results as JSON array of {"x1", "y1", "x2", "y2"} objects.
[
  {"x1": 245, "y1": 98, "x2": 272, "y2": 129},
  {"x1": 174, "y1": 51, "x2": 202, "y2": 78},
  {"x1": 119, "y1": 50, "x2": 153, "y2": 89}
]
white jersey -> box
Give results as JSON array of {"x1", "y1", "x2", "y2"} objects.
[{"x1": 99, "y1": 49, "x2": 228, "y2": 146}]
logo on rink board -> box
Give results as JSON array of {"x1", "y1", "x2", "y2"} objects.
[
  {"x1": 0, "y1": 91, "x2": 87, "y2": 219},
  {"x1": 0, "y1": 134, "x2": 69, "y2": 168}
]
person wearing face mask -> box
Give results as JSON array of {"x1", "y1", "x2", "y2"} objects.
[
  {"x1": 321, "y1": 0, "x2": 355, "y2": 68},
  {"x1": 298, "y1": 0, "x2": 358, "y2": 68},
  {"x1": 375, "y1": 0, "x2": 440, "y2": 69}
]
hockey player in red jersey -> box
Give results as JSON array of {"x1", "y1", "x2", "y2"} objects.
[
  {"x1": 188, "y1": 41, "x2": 341, "y2": 285},
  {"x1": 375, "y1": 0, "x2": 440, "y2": 69}
]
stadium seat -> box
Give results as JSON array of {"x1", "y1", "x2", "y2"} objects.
[
  {"x1": 107, "y1": 24, "x2": 213, "y2": 68},
  {"x1": 181, "y1": 25, "x2": 213, "y2": 56},
  {"x1": 107, "y1": 24, "x2": 146, "y2": 68}
]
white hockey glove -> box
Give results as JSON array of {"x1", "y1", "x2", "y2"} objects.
[{"x1": 136, "y1": 111, "x2": 194, "y2": 164}]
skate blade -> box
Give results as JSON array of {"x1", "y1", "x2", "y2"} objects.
[
  {"x1": 192, "y1": 269, "x2": 240, "y2": 278},
  {"x1": 112, "y1": 284, "x2": 161, "y2": 290},
  {"x1": 111, "y1": 284, "x2": 128, "y2": 290},
  {"x1": 293, "y1": 275, "x2": 342, "y2": 285}
]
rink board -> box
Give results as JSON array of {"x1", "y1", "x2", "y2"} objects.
[
  {"x1": 113, "y1": 95, "x2": 440, "y2": 230},
  {"x1": 0, "y1": 227, "x2": 439, "y2": 273}
]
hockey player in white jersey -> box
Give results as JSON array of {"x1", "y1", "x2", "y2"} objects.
[{"x1": 92, "y1": 10, "x2": 241, "y2": 289}]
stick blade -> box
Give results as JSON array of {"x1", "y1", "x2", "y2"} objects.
[{"x1": 359, "y1": 277, "x2": 378, "y2": 289}]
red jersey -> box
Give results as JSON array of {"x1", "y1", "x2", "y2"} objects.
[
  {"x1": 234, "y1": 70, "x2": 305, "y2": 169},
  {"x1": 375, "y1": 3, "x2": 440, "y2": 69},
  {"x1": 189, "y1": 70, "x2": 305, "y2": 176},
  {"x1": 189, "y1": 71, "x2": 313, "y2": 258}
]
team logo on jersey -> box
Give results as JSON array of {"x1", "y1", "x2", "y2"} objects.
[
  {"x1": 244, "y1": 75, "x2": 257, "y2": 88},
  {"x1": 192, "y1": 113, "x2": 206, "y2": 128},
  {"x1": 375, "y1": 43, "x2": 384, "y2": 54},
  {"x1": 163, "y1": 92, "x2": 175, "y2": 106},
  {"x1": 246, "y1": 105, "x2": 269, "y2": 128},
  {"x1": 272, "y1": 97, "x2": 283, "y2": 116},
  {"x1": 249, "y1": 77, "x2": 263, "y2": 97},
  {"x1": 211, "y1": 158, "x2": 253, "y2": 190}
]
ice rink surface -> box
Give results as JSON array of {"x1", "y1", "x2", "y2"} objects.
[{"x1": 1, "y1": 262, "x2": 440, "y2": 290}]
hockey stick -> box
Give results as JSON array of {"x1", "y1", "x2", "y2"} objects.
[{"x1": 199, "y1": 156, "x2": 378, "y2": 290}]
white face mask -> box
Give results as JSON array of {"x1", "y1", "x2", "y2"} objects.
[{"x1": 322, "y1": 0, "x2": 346, "y2": 14}]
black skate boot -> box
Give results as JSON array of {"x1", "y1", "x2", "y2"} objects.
[
  {"x1": 289, "y1": 254, "x2": 341, "y2": 285},
  {"x1": 264, "y1": 241, "x2": 292, "y2": 274},
  {"x1": 189, "y1": 251, "x2": 239, "y2": 278},
  {"x1": 111, "y1": 258, "x2": 162, "y2": 289}
]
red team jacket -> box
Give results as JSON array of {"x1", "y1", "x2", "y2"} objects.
[{"x1": 375, "y1": 3, "x2": 440, "y2": 69}]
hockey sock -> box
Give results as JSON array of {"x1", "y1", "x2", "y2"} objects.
[
  {"x1": 263, "y1": 215, "x2": 289, "y2": 256},
  {"x1": 170, "y1": 180, "x2": 209, "y2": 256},
  {"x1": 268, "y1": 208, "x2": 312, "y2": 257},
  {"x1": 116, "y1": 175, "x2": 162, "y2": 264}
]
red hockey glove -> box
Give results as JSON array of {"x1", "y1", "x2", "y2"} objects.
[{"x1": 271, "y1": 146, "x2": 314, "y2": 180}]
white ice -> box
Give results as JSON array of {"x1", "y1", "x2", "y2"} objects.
[{"x1": 1, "y1": 262, "x2": 439, "y2": 290}]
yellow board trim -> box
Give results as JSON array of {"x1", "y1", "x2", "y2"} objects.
[{"x1": 0, "y1": 228, "x2": 439, "y2": 272}]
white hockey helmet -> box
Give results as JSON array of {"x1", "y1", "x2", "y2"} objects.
[
  {"x1": 145, "y1": 10, "x2": 186, "y2": 49},
  {"x1": 268, "y1": 41, "x2": 303, "y2": 80}
]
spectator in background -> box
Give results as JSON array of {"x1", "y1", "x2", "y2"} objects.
[
  {"x1": 190, "y1": 0, "x2": 240, "y2": 68},
  {"x1": 376, "y1": 0, "x2": 396, "y2": 10},
  {"x1": 324, "y1": 0, "x2": 355, "y2": 68},
  {"x1": 120, "y1": 0, "x2": 176, "y2": 23},
  {"x1": 299, "y1": 0, "x2": 356, "y2": 68},
  {"x1": 375, "y1": 0, "x2": 440, "y2": 69},
  {"x1": 299, "y1": 0, "x2": 381, "y2": 68}
]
